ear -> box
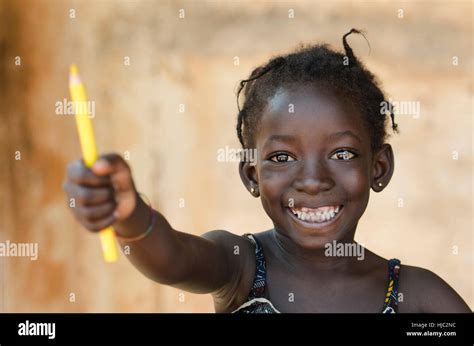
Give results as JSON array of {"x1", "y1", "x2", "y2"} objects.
[
  {"x1": 239, "y1": 161, "x2": 260, "y2": 197},
  {"x1": 371, "y1": 143, "x2": 395, "y2": 192}
]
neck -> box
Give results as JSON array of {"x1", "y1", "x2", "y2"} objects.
[{"x1": 271, "y1": 227, "x2": 361, "y2": 273}]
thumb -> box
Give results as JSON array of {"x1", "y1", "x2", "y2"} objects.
[
  {"x1": 92, "y1": 153, "x2": 135, "y2": 193},
  {"x1": 93, "y1": 154, "x2": 137, "y2": 220},
  {"x1": 92, "y1": 153, "x2": 129, "y2": 176},
  {"x1": 91, "y1": 159, "x2": 113, "y2": 176}
]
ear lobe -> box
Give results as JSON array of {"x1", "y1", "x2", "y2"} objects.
[
  {"x1": 371, "y1": 144, "x2": 395, "y2": 192},
  {"x1": 239, "y1": 161, "x2": 259, "y2": 197}
]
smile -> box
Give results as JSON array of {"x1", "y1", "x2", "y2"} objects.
[{"x1": 287, "y1": 205, "x2": 344, "y2": 228}]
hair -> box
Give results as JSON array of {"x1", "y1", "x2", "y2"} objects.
[{"x1": 236, "y1": 29, "x2": 398, "y2": 152}]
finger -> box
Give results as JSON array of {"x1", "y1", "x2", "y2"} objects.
[
  {"x1": 67, "y1": 160, "x2": 111, "y2": 187},
  {"x1": 92, "y1": 153, "x2": 130, "y2": 177},
  {"x1": 111, "y1": 169, "x2": 136, "y2": 195},
  {"x1": 113, "y1": 191, "x2": 137, "y2": 221},
  {"x1": 77, "y1": 202, "x2": 117, "y2": 222},
  {"x1": 68, "y1": 185, "x2": 115, "y2": 206},
  {"x1": 92, "y1": 154, "x2": 135, "y2": 195},
  {"x1": 81, "y1": 214, "x2": 117, "y2": 233}
]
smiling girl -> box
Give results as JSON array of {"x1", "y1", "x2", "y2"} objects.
[{"x1": 63, "y1": 29, "x2": 470, "y2": 313}]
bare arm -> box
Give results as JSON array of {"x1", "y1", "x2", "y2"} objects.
[
  {"x1": 115, "y1": 195, "x2": 239, "y2": 294},
  {"x1": 64, "y1": 153, "x2": 250, "y2": 298}
]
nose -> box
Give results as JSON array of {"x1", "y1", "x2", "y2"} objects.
[{"x1": 292, "y1": 158, "x2": 335, "y2": 195}]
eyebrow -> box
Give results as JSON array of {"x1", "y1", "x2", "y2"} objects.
[
  {"x1": 328, "y1": 130, "x2": 361, "y2": 143},
  {"x1": 266, "y1": 134, "x2": 297, "y2": 143}
]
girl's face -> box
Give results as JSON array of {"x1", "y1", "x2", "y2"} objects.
[{"x1": 240, "y1": 85, "x2": 394, "y2": 250}]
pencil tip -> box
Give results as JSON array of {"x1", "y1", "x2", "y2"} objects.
[
  {"x1": 69, "y1": 64, "x2": 82, "y2": 85},
  {"x1": 69, "y1": 64, "x2": 79, "y2": 76}
]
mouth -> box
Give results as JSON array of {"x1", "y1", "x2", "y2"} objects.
[{"x1": 286, "y1": 204, "x2": 344, "y2": 230}]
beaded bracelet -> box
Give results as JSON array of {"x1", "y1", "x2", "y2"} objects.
[{"x1": 115, "y1": 193, "x2": 156, "y2": 242}]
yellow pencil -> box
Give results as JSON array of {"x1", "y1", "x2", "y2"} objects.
[{"x1": 69, "y1": 64, "x2": 118, "y2": 263}]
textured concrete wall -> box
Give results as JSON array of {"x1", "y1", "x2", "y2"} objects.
[{"x1": 0, "y1": 0, "x2": 472, "y2": 312}]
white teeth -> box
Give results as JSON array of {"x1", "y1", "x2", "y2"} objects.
[{"x1": 290, "y1": 205, "x2": 342, "y2": 224}]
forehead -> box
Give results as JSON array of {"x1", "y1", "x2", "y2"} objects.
[{"x1": 258, "y1": 85, "x2": 368, "y2": 145}]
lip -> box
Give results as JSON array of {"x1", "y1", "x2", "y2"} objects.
[{"x1": 286, "y1": 205, "x2": 344, "y2": 231}]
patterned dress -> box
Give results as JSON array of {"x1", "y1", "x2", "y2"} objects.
[{"x1": 232, "y1": 233, "x2": 401, "y2": 313}]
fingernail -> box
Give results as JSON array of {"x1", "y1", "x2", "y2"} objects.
[{"x1": 93, "y1": 160, "x2": 108, "y2": 169}]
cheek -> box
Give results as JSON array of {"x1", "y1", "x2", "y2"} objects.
[
  {"x1": 337, "y1": 166, "x2": 371, "y2": 215},
  {"x1": 258, "y1": 167, "x2": 288, "y2": 215}
]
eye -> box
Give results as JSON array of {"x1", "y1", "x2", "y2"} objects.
[
  {"x1": 330, "y1": 149, "x2": 357, "y2": 161},
  {"x1": 268, "y1": 152, "x2": 295, "y2": 163}
]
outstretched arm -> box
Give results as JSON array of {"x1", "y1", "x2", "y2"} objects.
[{"x1": 64, "y1": 153, "x2": 251, "y2": 299}]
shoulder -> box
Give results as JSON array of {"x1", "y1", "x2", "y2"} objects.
[
  {"x1": 202, "y1": 229, "x2": 270, "y2": 254},
  {"x1": 201, "y1": 230, "x2": 255, "y2": 254},
  {"x1": 398, "y1": 264, "x2": 471, "y2": 313},
  {"x1": 200, "y1": 230, "x2": 259, "y2": 312}
]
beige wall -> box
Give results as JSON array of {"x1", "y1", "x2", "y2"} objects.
[{"x1": 0, "y1": 0, "x2": 472, "y2": 312}]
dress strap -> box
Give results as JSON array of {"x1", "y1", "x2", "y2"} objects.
[
  {"x1": 382, "y1": 258, "x2": 401, "y2": 313},
  {"x1": 242, "y1": 233, "x2": 267, "y2": 299}
]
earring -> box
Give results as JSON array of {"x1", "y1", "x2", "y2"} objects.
[
  {"x1": 377, "y1": 182, "x2": 383, "y2": 187},
  {"x1": 250, "y1": 186, "x2": 259, "y2": 196}
]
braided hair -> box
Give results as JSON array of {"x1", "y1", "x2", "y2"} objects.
[{"x1": 236, "y1": 29, "x2": 398, "y2": 152}]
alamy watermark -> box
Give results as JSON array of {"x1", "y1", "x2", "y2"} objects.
[
  {"x1": 380, "y1": 98, "x2": 420, "y2": 119},
  {"x1": 55, "y1": 98, "x2": 95, "y2": 118},
  {"x1": 0, "y1": 240, "x2": 38, "y2": 260},
  {"x1": 217, "y1": 145, "x2": 257, "y2": 165},
  {"x1": 18, "y1": 320, "x2": 55, "y2": 339},
  {"x1": 324, "y1": 240, "x2": 364, "y2": 261}
]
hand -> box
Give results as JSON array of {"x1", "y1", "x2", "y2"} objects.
[{"x1": 63, "y1": 153, "x2": 137, "y2": 232}]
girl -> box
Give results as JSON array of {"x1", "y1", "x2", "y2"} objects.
[{"x1": 63, "y1": 29, "x2": 470, "y2": 313}]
